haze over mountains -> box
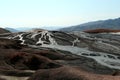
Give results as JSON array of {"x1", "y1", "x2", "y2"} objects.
[
  {"x1": 60, "y1": 17, "x2": 120, "y2": 32},
  {"x1": 4, "y1": 26, "x2": 64, "y2": 33},
  {"x1": 3, "y1": 17, "x2": 120, "y2": 33}
]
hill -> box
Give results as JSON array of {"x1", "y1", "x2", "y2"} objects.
[
  {"x1": 5, "y1": 27, "x2": 19, "y2": 32},
  {"x1": 60, "y1": 17, "x2": 120, "y2": 32},
  {"x1": 0, "y1": 29, "x2": 120, "y2": 80},
  {"x1": 0, "y1": 28, "x2": 11, "y2": 34}
]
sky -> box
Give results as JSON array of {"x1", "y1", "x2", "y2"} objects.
[{"x1": 0, "y1": 0, "x2": 120, "y2": 28}]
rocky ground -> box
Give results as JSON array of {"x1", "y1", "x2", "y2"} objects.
[{"x1": 0, "y1": 29, "x2": 120, "y2": 80}]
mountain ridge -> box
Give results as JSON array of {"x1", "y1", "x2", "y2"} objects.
[
  {"x1": 5, "y1": 27, "x2": 19, "y2": 32},
  {"x1": 0, "y1": 27, "x2": 11, "y2": 34},
  {"x1": 59, "y1": 17, "x2": 120, "y2": 32}
]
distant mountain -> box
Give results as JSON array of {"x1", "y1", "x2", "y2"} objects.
[
  {"x1": 15, "y1": 26, "x2": 64, "y2": 31},
  {"x1": 40, "y1": 26, "x2": 65, "y2": 30},
  {"x1": 0, "y1": 28, "x2": 11, "y2": 34},
  {"x1": 59, "y1": 17, "x2": 120, "y2": 32},
  {"x1": 15, "y1": 27, "x2": 33, "y2": 32},
  {"x1": 5, "y1": 27, "x2": 19, "y2": 32}
]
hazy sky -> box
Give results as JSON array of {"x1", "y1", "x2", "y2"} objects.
[{"x1": 0, "y1": 0, "x2": 120, "y2": 28}]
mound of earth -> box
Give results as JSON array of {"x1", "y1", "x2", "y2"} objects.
[
  {"x1": 28, "y1": 66, "x2": 120, "y2": 80},
  {"x1": 0, "y1": 30, "x2": 120, "y2": 80},
  {"x1": 84, "y1": 29, "x2": 120, "y2": 33}
]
